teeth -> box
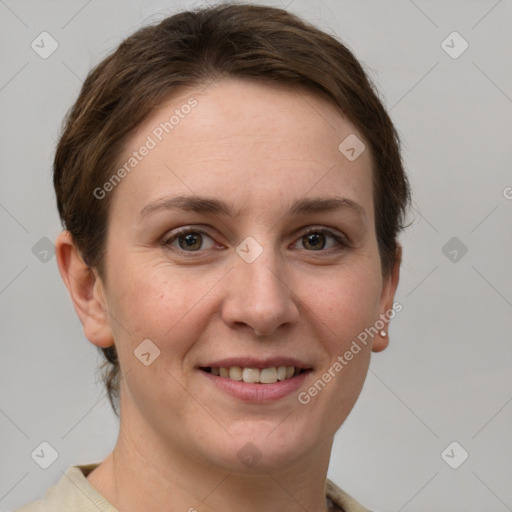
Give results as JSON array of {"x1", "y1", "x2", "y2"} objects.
[
  {"x1": 260, "y1": 367, "x2": 278, "y2": 384},
  {"x1": 209, "y1": 365, "x2": 300, "y2": 383},
  {"x1": 229, "y1": 366, "x2": 243, "y2": 381},
  {"x1": 242, "y1": 368, "x2": 260, "y2": 383}
]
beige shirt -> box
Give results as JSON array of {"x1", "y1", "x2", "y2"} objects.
[{"x1": 15, "y1": 463, "x2": 371, "y2": 512}]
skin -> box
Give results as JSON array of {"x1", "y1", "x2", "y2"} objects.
[{"x1": 56, "y1": 78, "x2": 401, "y2": 512}]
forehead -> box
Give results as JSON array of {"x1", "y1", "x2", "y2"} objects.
[{"x1": 109, "y1": 78, "x2": 374, "y2": 222}]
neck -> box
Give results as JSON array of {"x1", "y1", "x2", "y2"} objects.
[{"x1": 87, "y1": 409, "x2": 335, "y2": 512}]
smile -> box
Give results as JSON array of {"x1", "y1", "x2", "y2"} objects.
[
  {"x1": 201, "y1": 366, "x2": 306, "y2": 384},
  {"x1": 198, "y1": 358, "x2": 313, "y2": 402}
]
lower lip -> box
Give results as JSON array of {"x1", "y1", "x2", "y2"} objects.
[{"x1": 199, "y1": 369, "x2": 311, "y2": 402}]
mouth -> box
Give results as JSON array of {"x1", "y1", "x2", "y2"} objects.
[
  {"x1": 200, "y1": 365, "x2": 309, "y2": 384},
  {"x1": 197, "y1": 358, "x2": 313, "y2": 402}
]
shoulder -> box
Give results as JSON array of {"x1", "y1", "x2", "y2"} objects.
[
  {"x1": 326, "y1": 478, "x2": 373, "y2": 512},
  {"x1": 13, "y1": 464, "x2": 117, "y2": 512}
]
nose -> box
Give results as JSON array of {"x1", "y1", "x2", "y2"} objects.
[{"x1": 221, "y1": 247, "x2": 300, "y2": 337}]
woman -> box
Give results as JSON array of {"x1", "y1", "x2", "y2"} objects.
[{"x1": 17, "y1": 3, "x2": 410, "y2": 511}]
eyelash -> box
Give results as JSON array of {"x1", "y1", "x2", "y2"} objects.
[{"x1": 162, "y1": 226, "x2": 348, "y2": 255}]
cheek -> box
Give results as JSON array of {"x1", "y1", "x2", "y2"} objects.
[
  {"x1": 104, "y1": 261, "x2": 212, "y2": 405},
  {"x1": 312, "y1": 263, "x2": 383, "y2": 342},
  {"x1": 106, "y1": 256, "x2": 220, "y2": 351},
  {"x1": 296, "y1": 268, "x2": 381, "y2": 430}
]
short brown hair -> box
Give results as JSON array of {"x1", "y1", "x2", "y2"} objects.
[{"x1": 54, "y1": 3, "x2": 411, "y2": 415}]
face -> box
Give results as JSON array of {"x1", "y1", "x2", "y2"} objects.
[{"x1": 92, "y1": 78, "x2": 398, "y2": 472}]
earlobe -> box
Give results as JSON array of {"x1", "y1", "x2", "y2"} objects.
[
  {"x1": 372, "y1": 245, "x2": 402, "y2": 353},
  {"x1": 372, "y1": 330, "x2": 389, "y2": 353},
  {"x1": 55, "y1": 230, "x2": 114, "y2": 348}
]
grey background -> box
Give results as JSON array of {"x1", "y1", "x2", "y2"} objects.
[{"x1": 1, "y1": 0, "x2": 511, "y2": 510}]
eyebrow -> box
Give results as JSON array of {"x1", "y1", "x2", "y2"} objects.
[{"x1": 138, "y1": 194, "x2": 367, "y2": 226}]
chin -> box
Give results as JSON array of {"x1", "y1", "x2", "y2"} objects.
[{"x1": 201, "y1": 422, "x2": 320, "y2": 473}]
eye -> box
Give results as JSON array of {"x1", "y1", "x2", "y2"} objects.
[
  {"x1": 162, "y1": 226, "x2": 347, "y2": 255},
  {"x1": 293, "y1": 228, "x2": 347, "y2": 251},
  {"x1": 163, "y1": 228, "x2": 217, "y2": 252}
]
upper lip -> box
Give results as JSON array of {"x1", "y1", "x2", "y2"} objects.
[{"x1": 199, "y1": 357, "x2": 312, "y2": 370}]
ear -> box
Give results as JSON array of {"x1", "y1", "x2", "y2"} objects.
[
  {"x1": 55, "y1": 230, "x2": 114, "y2": 348},
  {"x1": 372, "y1": 244, "x2": 402, "y2": 353}
]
